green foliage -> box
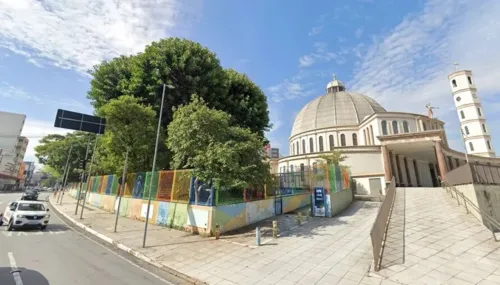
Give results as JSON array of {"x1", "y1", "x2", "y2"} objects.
[
  {"x1": 94, "y1": 95, "x2": 157, "y2": 174},
  {"x1": 317, "y1": 150, "x2": 347, "y2": 166},
  {"x1": 87, "y1": 38, "x2": 270, "y2": 145},
  {"x1": 35, "y1": 132, "x2": 95, "y2": 182},
  {"x1": 167, "y1": 96, "x2": 268, "y2": 190}
]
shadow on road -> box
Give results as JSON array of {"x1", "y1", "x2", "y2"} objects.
[{"x1": 0, "y1": 267, "x2": 49, "y2": 285}]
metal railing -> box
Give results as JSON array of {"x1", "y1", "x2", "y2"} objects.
[
  {"x1": 370, "y1": 177, "x2": 397, "y2": 271},
  {"x1": 441, "y1": 181, "x2": 499, "y2": 242}
]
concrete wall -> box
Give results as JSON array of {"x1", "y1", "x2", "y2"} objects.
[
  {"x1": 330, "y1": 188, "x2": 353, "y2": 216},
  {"x1": 454, "y1": 184, "x2": 500, "y2": 227}
]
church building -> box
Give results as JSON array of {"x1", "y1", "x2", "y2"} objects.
[{"x1": 278, "y1": 69, "x2": 500, "y2": 195}]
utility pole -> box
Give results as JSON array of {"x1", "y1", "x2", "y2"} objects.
[
  {"x1": 80, "y1": 135, "x2": 99, "y2": 220},
  {"x1": 57, "y1": 145, "x2": 73, "y2": 203}
]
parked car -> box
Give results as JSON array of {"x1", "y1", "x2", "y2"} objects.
[
  {"x1": 0, "y1": 201, "x2": 50, "y2": 231},
  {"x1": 21, "y1": 190, "x2": 38, "y2": 201}
]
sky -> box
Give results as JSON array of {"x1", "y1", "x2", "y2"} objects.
[{"x1": 2, "y1": 0, "x2": 500, "y2": 166}]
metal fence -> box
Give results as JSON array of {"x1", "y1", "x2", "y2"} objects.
[
  {"x1": 444, "y1": 163, "x2": 500, "y2": 186},
  {"x1": 370, "y1": 177, "x2": 397, "y2": 271}
]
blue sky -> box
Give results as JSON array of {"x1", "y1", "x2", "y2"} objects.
[{"x1": 2, "y1": 0, "x2": 500, "y2": 163}]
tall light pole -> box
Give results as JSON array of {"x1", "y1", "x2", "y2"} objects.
[
  {"x1": 143, "y1": 83, "x2": 175, "y2": 248},
  {"x1": 80, "y1": 134, "x2": 99, "y2": 220},
  {"x1": 75, "y1": 136, "x2": 92, "y2": 215}
]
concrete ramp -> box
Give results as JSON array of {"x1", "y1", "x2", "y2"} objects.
[{"x1": 379, "y1": 187, "x2": 500, "y2": 284}]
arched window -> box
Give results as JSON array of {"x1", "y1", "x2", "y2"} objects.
[
  {"x1": 329, "y1": 135, "x2": 334, "y2": 150},
  {"x1": 309, "y1": 138, "x2": 314, "y2": 153},
  {"x1": 290, "y1": 165, "x2": 294, "y2": 173},
  {"x1": 300, "y1": 163, "x2": 305, "y2": 182},
  {"x1": 352, "y1": 134, "x2": 358, "y2": 146},
  {"x1": 460, "y1": 110, "x2": 465, "y2": 119},
  {"x1": 302, "y1": 139, "x2": 306, "y2": 154},
  {"x1": 403, "y1": 121, "x2": 409, "y2": 133},
  {"x1": 370, "y1": 126, "x2": 374, "y2": 144},
  {"x1": 340, "y1": 134, "x2": 346, "y2": 146},
  {"x1": 464, "y1": 126, "x2": 470, "y2": 135},
  {"x1": 296, "y1": 142, "x2": 299, "y2": 155},
  {"x1": 452, "y1": 79, "x2": 457, "y2": 87},
  {"x1": 319, "y1": 136, "x2": 324, "y2": 152},
  {"x1": 292, "y1": 143, "x2": 295, "y2": 155},
  {"x1": 482, "y1": 124, "x2": 487, "y2": 133},
  {"x1": 381, "y1": 120, "x2": 388, "y2": 135},
  {"x1": 468, "y1": 76, "x2": 472, "y2": 85},
  {"x1": 469, "y1": 142, "x2": 474, "y2": 151},
  {"x1": 487, "y1": 141, "x2": 492, "y2": 150},
  {"x1": 363, "y1": 129, "x2": 367, "y2": 145},
  {"x1": 312, "y1": 162, "x2": 318, "y2": 174},
  {"x1": 392, "y1": 121, "x2": 399, "y2": 134},
  {"x1": 477, "y1": 108, "x2": 482, "y2": 116}
]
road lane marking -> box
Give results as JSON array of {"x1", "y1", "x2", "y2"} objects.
[
  {"x1": 1, "y1": 230, "x2": 66, "y2": 237},
  {"x1": 8, "y1": 252, "x2": 24, "y2": 285},
  {"x1": 50, "y1": 207, "x2": 175, "y2": 285}
]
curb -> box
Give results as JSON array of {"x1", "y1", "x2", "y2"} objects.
[{"x1": 48, "y1": 196, "x2": 205, "y2": 285}]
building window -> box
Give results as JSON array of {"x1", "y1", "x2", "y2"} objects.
[
  {"x1": 403, "y1": 121, "x2": 409, "y2": 133},
  {"x1": 464, "y1": 126, "x2": 470, "y2": 135},
  {"x1": 290, "y1": 165, "x2": 294, "y2": 173},
  {"x1": 460, "y1": 110, "x2": 465, "y2": 119},
  {"x1": 366, "y1": 128, "x2": 371, "y2": 145},
  {"x1": 392, "y1": 121, "x2": 399, "y2": 134},
  {"x1": 452, "y1": 79, "x2": 457, "y2": 87},
  {"x1": 319, "y1": 136, "x2": 324, "y2": 152},
  {"x1": 302, "y1": 139, "x2": 306, "y2": 154},
  {"x1": 469, "y1": 142, "x2": 474, "y2": 152},
  {"x1": 352, "y1": 134, "x2": 358, "y2": 146},
  {"x1": 296, "y1": 142, "x2": 299, "y2": 155},
  {"x1": 300, "y1": 164, "x2": 305, "y2": 182},
  {"x1": 468, "y1": 76, "x2": 472, "y2": 85},
  {"x1": 309, "y1": 138, "x2": 314, "y2": 153},
  {"x1": 292, "y1": 143, "x2": 295, "y2": 155},
  {"x1": 477, "y1": 108, "x2": 482, "y2": 116},
  {"x1": 340, "y1": 134, "x2": 346, "y2": 146},
  {"x1": 482, "y1": 124, "x2": 487, "y2": 133},
  {"x1": 329, "y1": 135, "x2": 334, "y2": 150},
  {"x1": 363, "y1": 129, "x2": 367, "y2": 145},
  {"x1": 381, "y1": 120, "x2": 388, "y2": 135},
  {"x1": 370, "y1": 125, "x2": 374, "y2": 145},
  {"x1": 312, "y1": 162, "x2": 317, "y2": 174},
  {"x1": 487, "y1": 141, "x2": 492, "y2": 150}
]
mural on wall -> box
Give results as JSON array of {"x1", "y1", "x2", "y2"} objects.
[
  {"x1": 105, "y1": 175, "x2": 113, "y2": 195},
  {"x1": 246, "y1": 199, "x2": 274, "y2": 225},
  {"x1": 172, "y1": 171, "x2": 191, "y2": 202},
  {"x1": 156, "y1": 202, "x2": 169, "y2": 226},
  {"x1": 190, "y1": 177, "x2": 214, "y2": 206},
  {"x1": 342, "y1": 168, "x2": 350, "y2": 190},
  {"x1": 132, "y1": 172, "x2": 145, "y2": 199},
  {"x1": 143, "y1": 172, "x2": 159, "y2": 201}
]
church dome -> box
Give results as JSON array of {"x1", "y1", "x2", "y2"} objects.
[{"x1": 291, "y1": 78, "x2": 386, "y2": 137}]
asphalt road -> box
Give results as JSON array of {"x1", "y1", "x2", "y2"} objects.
[{"x1": 0, "y1": 192, "x2": 189, "y2": 285}]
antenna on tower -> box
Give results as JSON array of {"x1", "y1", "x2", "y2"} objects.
[{"x1": 454, "y1": 62, "x2": 460, "y2": 71}]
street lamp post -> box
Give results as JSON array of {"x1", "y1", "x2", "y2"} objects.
[
  {"x1": 142, "y1": 83, "x2": 174, "y2": 248},
  {"x1": 80, "y1": 134, "x2": 99, "y2": 220}
]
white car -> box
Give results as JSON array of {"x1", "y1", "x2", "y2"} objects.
[{"x1": 0, "y1": 201, "x2": 50, "y2": 231}]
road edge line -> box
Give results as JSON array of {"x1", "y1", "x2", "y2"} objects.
[{"x1": 47, "y1": 196, "x2": 206, "y2": 285}]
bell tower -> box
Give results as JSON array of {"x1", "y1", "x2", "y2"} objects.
[{"x1": 448, "y1": 66, "x2": 495, "y2": 157}]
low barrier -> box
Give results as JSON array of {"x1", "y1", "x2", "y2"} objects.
[{"x1": 370, "y1": 177, "x2": 396, "y2": 271}]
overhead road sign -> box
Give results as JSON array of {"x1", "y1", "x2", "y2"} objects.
[{"x1": 54, "y1": 109, "x2": 106, "y2": 134}]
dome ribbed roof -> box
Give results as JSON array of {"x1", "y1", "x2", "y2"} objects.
[{"x1": 291, "y1": 91, "x2": 386, "y2": 137}]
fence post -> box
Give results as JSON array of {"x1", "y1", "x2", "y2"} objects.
[
  {"x1": 462, "y1": 193, "x2": 469, "y2": 214},
  {"x1": 456, "y1": 189, "x2": 460, "y2": 205}
]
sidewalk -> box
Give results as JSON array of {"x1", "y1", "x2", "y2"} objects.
[{"x1": 51, "y1": 193, "x2": 383, "y2": 285}]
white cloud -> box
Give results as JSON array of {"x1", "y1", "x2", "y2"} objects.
[
  {"x1": 309, "y1": 26, "x2": 323, "y2": 36},
  {"x1": 349, "y1": 0, "x2": 500, "y2": 118},
  {"x1": 21, "y1": 119, "x2": 72, "y2": 167},
  {"x1": 0, "y1": 81, "x2": 41, "y2": 102},
  {"x1": 0, "y1": 0, "x2": 201, "y2": 74},
  {"x1": 298, "y1": 42, "x2": 347, "y2": 68}
]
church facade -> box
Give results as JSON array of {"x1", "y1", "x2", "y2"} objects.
[{"x1": 277, "y1": 69, "x2": 499, "y2": 195}]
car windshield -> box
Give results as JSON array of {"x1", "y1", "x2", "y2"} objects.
[{"x1": 17, "y1": 203, "x2": 45, "y2": 211}]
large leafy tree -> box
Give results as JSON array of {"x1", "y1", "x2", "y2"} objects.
[
  {"x1": 94, "y1": 95, "x2": 157, "y2": 174},
  {"x1": 87, "y1": 38, "x2": 270, "y2": 140},
  {"x1": 35, "y1": 132, "x2": 95, "y2": 182},
  {"x1": 167, "y1": 96, "x2": 268, "y2": 191}
]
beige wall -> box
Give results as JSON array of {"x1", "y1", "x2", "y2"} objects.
[{"x1": 454, "y1": 184, "x2": 500, "y2": 227}]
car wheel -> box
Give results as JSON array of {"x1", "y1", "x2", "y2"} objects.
[
  {"x1": 7, "y1": 219, "x2": 14, "y2": 231},
  {"x1": 41, "y1": 225, "x2": 47, "y2": 230}
]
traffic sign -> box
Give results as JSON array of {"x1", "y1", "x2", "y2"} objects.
[{"x1": 54, "y1": 109, "x2": 106, "y2": 134}]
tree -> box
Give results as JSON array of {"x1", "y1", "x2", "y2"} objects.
[
  {"x1": 95, "y1": 95, "x2": 157, "y2": 174},
  {"x1": 87, "y1": 38, "x2": 270, "y2": 143},
  {"x1": 167, "y1": 96, "x2": 268, "y2": 192},
  {"x1": 35, "y1": 132, "x2": 95, "y2": 182},
  {"x1": 317, "y1": 150, "x2": 347, "y2": 166}
]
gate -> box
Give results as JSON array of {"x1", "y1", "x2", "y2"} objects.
[{"x1": 275, "y1": 195, "x2": 283, "y2": 215}]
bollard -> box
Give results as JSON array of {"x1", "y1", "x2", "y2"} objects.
[
  {"x1": 256, "y1": 226, "x2": 261, "y2": 246},
  {"x1": 297, "y1": 212, "x2": 302, "y2": 225},
  {"x1": 215, "y1": 224, "x2": 220, "y2": 240},
  {"x1": 272, "y1": 221, "x2": 278, "y2": 238}
]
